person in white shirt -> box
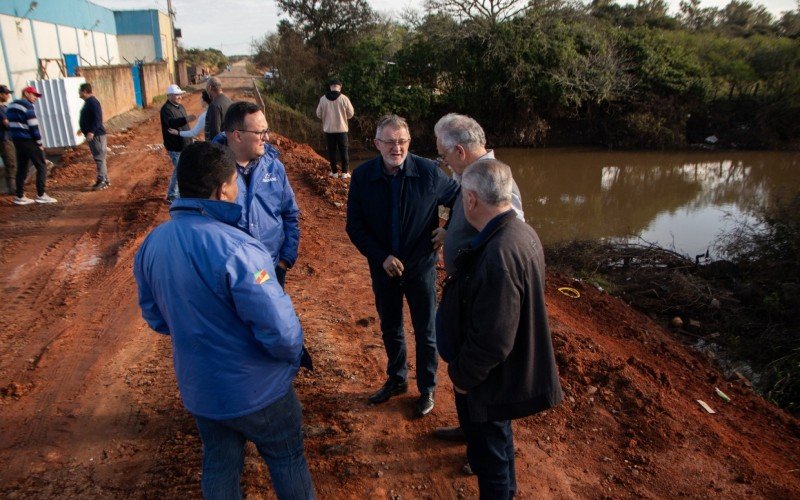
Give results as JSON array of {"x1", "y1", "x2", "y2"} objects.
[{"x1": 169, "y1": 91, "x2": 212, "y2": 140}]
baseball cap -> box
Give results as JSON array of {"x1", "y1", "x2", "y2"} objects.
[
  {"x1": 0, "y1": 85, "x2": 10, "y2": 94},
  {"x1": 22, "y1": 86, "x2": 42, "y2": 97},
  {"x1": 166, "y1": 84, "x2": 185, "y2": 95}
]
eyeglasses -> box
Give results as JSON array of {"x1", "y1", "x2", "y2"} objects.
[
  {"x1": 237, "y1": 129, "x2": 270, "y2": 139},
  {"x1": 376, "y1": 138, "x2": 410, "y2": 147}
]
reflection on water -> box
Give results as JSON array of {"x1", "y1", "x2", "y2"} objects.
[{"x1": 496, "y1": 148, "x2": 800, "y2": 257}]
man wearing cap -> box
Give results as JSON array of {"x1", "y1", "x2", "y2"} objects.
[
  {"x1": 160, "y1": 84, "x2": 195, "y2": 202},
  {"x1": 7, "y1": 86, "x2": 56, "y2": 205},
  {"x1": 0, "y1": 84, "x2": 15, "y2": 195},
  {"x1": 316, "y1": 78, "x2": 354, "y2": 179},
  {"x1": 78, "y1": 83, "x2": 110, "y2": 190}
]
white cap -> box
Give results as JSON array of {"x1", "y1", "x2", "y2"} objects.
[{"x1": 166, "y1": 84, "x2": 185, "y2": 95}]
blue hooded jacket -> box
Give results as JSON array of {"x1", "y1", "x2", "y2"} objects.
[
  {"x1": 213, "y1": 133, "x2": 300, "y2": 268},
  {"x1": 134, "y1": 198, "x2": 303, "y2": 419}
]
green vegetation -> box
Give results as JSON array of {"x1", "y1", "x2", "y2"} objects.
[
  {"x1": 178, "y1": 47, "x2": 229, "y2": 72},
  {"x1": 253, "y1": 0, "x2": 800, "y2": 149}
]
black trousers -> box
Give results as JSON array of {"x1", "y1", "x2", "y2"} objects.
[
  {"x1": 455, "y1": 393, "x2": 517, "y2": 499},
  {"x1": 13, "y1": 139, "x2": 47, "y2": 198},
  {"x1": 325, "y1": 132, "x2": 349, "y2": 173}
]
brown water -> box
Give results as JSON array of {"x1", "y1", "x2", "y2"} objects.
[{"x1": 495, "y1": 148, "x2": 800, "y2": 257}]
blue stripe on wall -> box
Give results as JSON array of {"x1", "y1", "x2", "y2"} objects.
[{"x1": 0, "y1": 0, "x2": 117, "y2": 35}]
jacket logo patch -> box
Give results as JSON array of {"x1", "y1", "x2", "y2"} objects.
[
  {"x1": 262, "y1": 173, "x2": 278, "y2": 183},
  {"x1": 254, "y1": 269, "x2": 270, "y2": 284}
]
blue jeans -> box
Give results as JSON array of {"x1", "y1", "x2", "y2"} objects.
[
  {"x1": 193, "y1": 388, "x2": 315, "y2": 499},
  {"x1": 370, "y1": 265, "x2": 438, "y2": 394},
  {"x1": 167, "y1": 150, "x2": 181, "y2": 199},
  {"x1": 455, "y1": 393, "x2": 517, "y2": 499}
]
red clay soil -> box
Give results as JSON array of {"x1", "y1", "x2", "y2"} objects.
[{"x1": 0, "y1": 87, "x2": 798, "y2": 499}]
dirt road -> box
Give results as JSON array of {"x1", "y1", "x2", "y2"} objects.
[{"x1": 0, "y1": 73, "x2": 798, "y2": 498}]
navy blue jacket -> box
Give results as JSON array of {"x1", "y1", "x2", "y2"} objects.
[
  {"x1": 134, "y1": 198, "x2": 304, "y2": 419},
  {"x1": 346, "y1": 154, "x2": 459, "y2": 276},
  {"x1": 7, "y1": 99, "x2": 40, "y2": 142},
  {"x1": 79, "y1": 95, "x2": 106, "y2": 136}
]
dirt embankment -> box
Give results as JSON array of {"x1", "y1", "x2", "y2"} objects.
[{"x1": 0, "y1": 83, "x2": 797, "y2": 499}]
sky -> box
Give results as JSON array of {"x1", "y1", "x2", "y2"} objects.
[{"x1": 91, "y1": 0, "x2": 798, "y2": 56}]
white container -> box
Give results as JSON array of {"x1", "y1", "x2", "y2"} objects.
[{"x1": 27, "y1": 78, "x2": 87, "y2": 148}]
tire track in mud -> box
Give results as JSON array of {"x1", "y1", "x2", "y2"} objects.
[{"x1": 0, "y1": 103, "x2": 181, "y2": 481}]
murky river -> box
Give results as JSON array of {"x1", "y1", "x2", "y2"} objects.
[{"x1": 496, "y1": 148, "x2": 800, "y2": 257}]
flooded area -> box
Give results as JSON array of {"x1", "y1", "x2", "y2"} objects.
[{"x1": 498, "y1": 148, "x2": 800, "y2": 257}]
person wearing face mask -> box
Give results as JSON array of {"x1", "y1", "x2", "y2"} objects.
[
  {"x1": 134, "y1": 141, "x2": 315, "y2": 499},
  {"x1": 346, "y1": 114, "x2": 459, "y2": 418}
]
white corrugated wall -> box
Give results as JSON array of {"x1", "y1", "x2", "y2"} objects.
[{"x1": 28, "y1": 78, "x2": 86, "y2": 148}]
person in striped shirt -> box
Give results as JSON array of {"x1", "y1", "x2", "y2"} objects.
[{"x1": 8, "y1": 86, "x2": 56, "y2": 205}]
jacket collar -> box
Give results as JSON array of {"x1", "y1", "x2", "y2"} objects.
[
  {"x1": 452, "y1": 209, "x2": 516, "y2": 273},
  {"x1": 169, "y1": 198, "x2": 243, "y2": 227},
  {"x1": 367, "y1": 154, "x2": 421, "y2": 182}
]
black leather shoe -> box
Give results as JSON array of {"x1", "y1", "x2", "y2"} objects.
[
  {"x1": 415, "y1": 391, "x2": 435, "y2": 417},
  {"x1": 368, "y1": 379, "x2": 408, "y2": 404},
  {"x1": 433, "y1": 425, "x2": 466, "y2": 441}
]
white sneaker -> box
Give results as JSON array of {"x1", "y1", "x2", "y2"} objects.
[
  {"x1": 13, "y1": 195, "x2": 34, "y2": 206},
  {"x1": 341, "y1": 172, "x2": 351, "y2": 179},
  {"x1": 329, "y1": 172, "x2": 339, "y2": 178},
  {"x1": 35, "y1": 193, "x2": 57, "y2": 204}
]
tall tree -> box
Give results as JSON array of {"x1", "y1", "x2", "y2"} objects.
[{"x1": 275, "y1": 0, "x2": 377, "y2": 49}]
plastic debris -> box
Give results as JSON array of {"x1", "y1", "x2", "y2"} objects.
[
  {"x1": 697, "y1": 400, "x2": 716, "y2": 414},
  {"x1": 715, "y1": 387, "x2": 731, "y2": 403}
]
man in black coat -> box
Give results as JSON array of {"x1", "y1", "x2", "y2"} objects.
[
  {"x1": 346, "y1": 114, "x2": 459, "y2": 417},
  {"x1": 160, "y1": 84, "x2": 194, "y2": 201},
  {"x1": 438, "y1": 158, "x2": 562, "y2": 498}
]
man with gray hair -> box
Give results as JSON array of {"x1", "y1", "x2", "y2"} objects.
[
  {"x1": 205, "y1": 76, "x2": 232, "y2": 140},
  {"x1": 432, "y1": 112, "x2": 525, "y2": 441},
  {"x1": 346, "y1": 114, "x2": 459, "y2": 417},
  {"x1": 437, "y1": 158, "x2": 562, "y2": 497}
]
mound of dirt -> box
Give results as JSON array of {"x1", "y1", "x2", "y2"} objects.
[{"x1": 0, "y1": 86, "x2": 796, "y2": 499}]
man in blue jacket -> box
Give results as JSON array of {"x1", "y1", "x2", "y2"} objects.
[
  {"x1": 134, "y1": 141, "x2": 315, "y2": 499},
  {"x1": 78, "y1": 83, "x2": 109, "y2": 190},
  {"x1": 218, "y1": 101, "x2": 300, "y2": 288},
  {"x1": 346, "y1": 114, "x2": 459, "y2": 417}
]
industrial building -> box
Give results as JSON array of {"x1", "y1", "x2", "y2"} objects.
[{"x1": 0, "y1": 0, "x2": 180, "y2": 94}]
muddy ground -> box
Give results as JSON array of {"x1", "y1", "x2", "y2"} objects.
[{"x1": 0, "y1": 69, "x2": 798, "y2": 499}]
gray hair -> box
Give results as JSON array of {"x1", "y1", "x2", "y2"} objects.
[
  {"x1": 461, "y1": 159, "x2": 513, "y2": 207},
  {"x1": 375, "y1": 114, "x2": 409, "y2": 139},
  {"x1": 434, "y1": 113, "x2": 486, "y2": 152},
  {"x1": 207, "y1": 76, "x2": 222, "y2": 90}
]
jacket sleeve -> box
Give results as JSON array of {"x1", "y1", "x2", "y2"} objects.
[
  {"x1": 315, "y1": 98, "x2": 324, "y2": 120},
  {"x1": 278, "y1": 165, "x2": 301, "y2": 267},
  {"x1": 434, "y1": 163, "x2": 460, "y2": 208},
  {"x1": 180, "y1": 111, "x2": 206, "y2": 138},
  {"x1": 345, "y1": 96, "x2": 354, "y2": 119},
  {"x1": 133, "y1": 244, "x2": 170, "y2": 335},
  {"x1": 227, "y1": 241, "x2": 303, "y2": 362},
  {"x1": 346, "y1": 172, "x2": 389, "y2": 266},
  {"x1": 448, "y1": 263, "x2": 521, "y2": 391}
]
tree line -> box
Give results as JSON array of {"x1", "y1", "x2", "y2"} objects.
[{"x1": 253, "y1": 0, "x2": 800, "y2": 150}]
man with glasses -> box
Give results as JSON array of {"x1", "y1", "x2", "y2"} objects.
[
  {"x1": 159, "y1": 84, "x2": 196, "y2": 202},
  {"x1": 431, "y1": 113, "x2": 525, "y2": 442},
  {"x1": 346, "y1": 114, "x2": 459, "y2": 417},
  {"x1": 218, "y1": 102, "x2": 300, "y2": 288}
]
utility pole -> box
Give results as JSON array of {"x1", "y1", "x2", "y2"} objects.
[{"x1": 166, "y1": 0, "x2": 178, "y2": 80}]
